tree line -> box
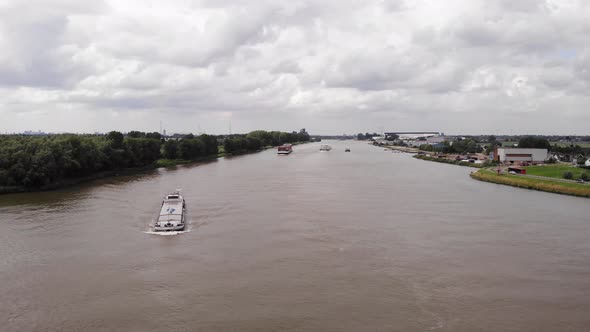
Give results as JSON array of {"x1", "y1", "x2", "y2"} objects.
[
  {"x1": 0, "y1": 129, "x2": 311, "y2": 188},
  {"x1": 418, "y1": 138, "x2": 484, "y2": 154},
  {"x1": 357, "y1": 133, "x2": 380, "y2": 140},
  {"x1": 418, "y1": 135, "x2": 590, "y2": 156},
  {"x1": 0, "y1": 132, "x2": 163, "y2": 188},
  {"x1": 223, "y1": 130, "x2": 310, "y2": 154},
  {"x1": 162, "y1": 133, "x2": 218, "y2": 160}
]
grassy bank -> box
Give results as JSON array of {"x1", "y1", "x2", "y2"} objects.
[
  {"x1": 154, "y1": 159, "x2": 193, "y2": 167},
  {"x1": 524, "y1": 164, "x2": 588, "y2": 180},
  {"x1": 413, "y1": 154, "x2": 484, "y2": 168},
  {"x1": 471, "y1": 169, "x2": 590, "y2": 198}
]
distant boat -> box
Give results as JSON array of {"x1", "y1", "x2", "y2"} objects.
[
  {"x1": 277, "y1": 144, "x2": 293, "y2": 155},
  {"x1": 320, "y1": 144, "x2": 332, "y2": 151},
  {"x1": 345, "y1": 148, "x2": 351, "y2": 152},
  {"x1": 154, "y1": 191, "x2": 186, "y2": 231}
]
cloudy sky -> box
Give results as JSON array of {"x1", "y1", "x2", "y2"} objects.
[{"x1": 1, "y1": 0, "x2": 589, "y2": 135}]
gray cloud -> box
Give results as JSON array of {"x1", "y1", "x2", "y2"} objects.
[{"x1": 0, "y1": 0, "x2": 589, "y2": 134}]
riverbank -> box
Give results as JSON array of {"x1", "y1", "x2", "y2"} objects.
[
  {"x1": 0, "y1": 164, "x2": 160, "y2": 194},
  {"x1": 154, "y1": 154, "x2": 222, "y2": 168},
  {"x1": 381, "y1": 145, "x2": 421, "y2": 153},
  {"x1": 470, "y1": 169, "x2": 590, "y2": 198},
  {"x1": 413, "y1": 154, "x2": 484, "y2": 168},
  {"x1": 413, "y1": 153, "x2": 590, "y2": 198},
  {"x1": 0, "y1": 142, "x2": 310, "y2": 195}
]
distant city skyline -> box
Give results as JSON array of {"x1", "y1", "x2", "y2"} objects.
[{"x1": 2, "y1": 0, "x2": 590, "y2": 135}]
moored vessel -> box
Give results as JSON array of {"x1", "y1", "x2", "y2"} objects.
[
  {"x1": 277, "y1": 144, "x2": 293, "y2": 155},
  {"x1": 154, "y1": 191, "x2": 186, "y2": 231}
]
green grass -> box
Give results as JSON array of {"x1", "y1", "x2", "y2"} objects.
[
  {"x1": 471, "y1": 169, "x2": 590, "y2": 198},
  {"x1": 524, "y1": 164, "x2": 587, "y2": 179},
  {"x1": 550, "y1": 141, "x2": 590, "y2": 148},
  {"x1": 217, "y1": 146, "x2": 225, "y2": 157},
  {"x1": 154, "y1": 159, "x2": 192, "y2": 167}
]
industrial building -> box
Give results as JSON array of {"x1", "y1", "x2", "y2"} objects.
[{"x1": 495, "y1": 148, "x2": 548, "y2": 163}]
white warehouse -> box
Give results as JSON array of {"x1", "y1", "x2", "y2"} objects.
[{"x1": 495, "y1": 148, "x2": 548, "y2": 163}]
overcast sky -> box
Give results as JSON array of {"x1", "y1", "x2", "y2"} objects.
[{"x1": 1, "y1": 0, "x2": 589, "y2": 135}]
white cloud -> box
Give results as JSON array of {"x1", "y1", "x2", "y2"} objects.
[{"x1": 0, "y1": 0, "x2": 589, "y2": 134}]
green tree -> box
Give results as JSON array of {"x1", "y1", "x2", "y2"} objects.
[
  {"x1": 199, "y1": 134, "x2": 219, "y2": 155},
  {"x1": 386, "y1": 134, "x2": 399, "y2": 141},
  {"x1": 107, "y1": 131, "x2": 124, "y2": 149},
  {"x1": 127, "y1": 131, "x2": 145, "y2": 138},
  {"x1": 518, "y1": 136, "x2": 550, "y2": 149},
  {"x1": 419, "y1": 144, "x2": 433, "y2": 152},
  {"x1": 163, "y1": 140, "x2": 179, "y2": 159},
  {"x1": 0, "y1": 134, "x2": 163, "y2": 188},
  {"x1": 146, "y1": 132, "x2": 162, "y2": 140},
  {"x1": 178, "y1": 138, "x2": 204, "y2": 159},
  {"x1": 246, "y1": 137, "x2": 262, "y2": 151}
]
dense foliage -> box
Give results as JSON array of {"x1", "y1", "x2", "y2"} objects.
[
  {"x1": 223, "y1": 130, "x2": 310, "y2": 154},
  {"x1": 518, "y1": 136, "x2": 551, "y2": 149},
  {"x1": 357, "y1": 133, "x2": 380, "y2": 140},
  {"x1": 418, "y1": 138, "x2": 483, "y2": 154},
  {"x1": 162, "y1": 134, "x2": 218, "y2": 160},
  {"x1": 0, "y1": 129, "x2": 310, "y2": 189},
  {"x1": 0, "y1": 132, "x2": 163, "y2": 188}
]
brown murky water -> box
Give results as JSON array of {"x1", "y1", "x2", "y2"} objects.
[{"x1": 1, "y1": 141, "x2": 590, "y2": 331}]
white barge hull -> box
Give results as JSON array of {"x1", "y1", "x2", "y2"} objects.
[{"x1": 154, "y1": 193, "x2": 186, "y2": 231}]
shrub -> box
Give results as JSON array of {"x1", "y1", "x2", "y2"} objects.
[
  {"x1": 581, "y1": 173, "x2": 590, "y2": 181},
  {"x1": 482, "y1": 160, "x2": 500, "y2": 167},
  {"x1": 563, "y1": 171, "x2": 574, "y2": 179}
]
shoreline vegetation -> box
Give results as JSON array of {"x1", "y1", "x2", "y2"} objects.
[
  {"x1": 413, "y1": 154, "x2": 484, "y2": 168},
  {"x1": 407, "y1": 146, "x2": 589, "y2": 198},
  {"x1": 470, "y1": 169, "x2": 590, "y2": 198},
  {"x1": 0, "y1": 130, "x2": 310, "y2": 194}
]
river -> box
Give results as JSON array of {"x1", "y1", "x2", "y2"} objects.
[{"x1": 1, "y1": 140, "x2": 590, "y2": 331}]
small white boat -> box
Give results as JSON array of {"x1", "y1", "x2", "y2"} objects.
[
  {"x1": 319, "y1": 144, "x2": 332, "y2": 151},
  {"x1": 154, "y1": 191, "x2": 186, "y2": 231}
]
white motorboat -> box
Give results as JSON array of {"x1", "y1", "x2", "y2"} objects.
[
  {"x1": 154, "y1": 191, "x2": 186, "y2": 231},
  {"x1": 319, "y1": 144, "x2": 332, "y2": 151}
]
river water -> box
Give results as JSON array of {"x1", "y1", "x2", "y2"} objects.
[{"x1": 1, "y1": 141, "x2": 590, "y2": 331}]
